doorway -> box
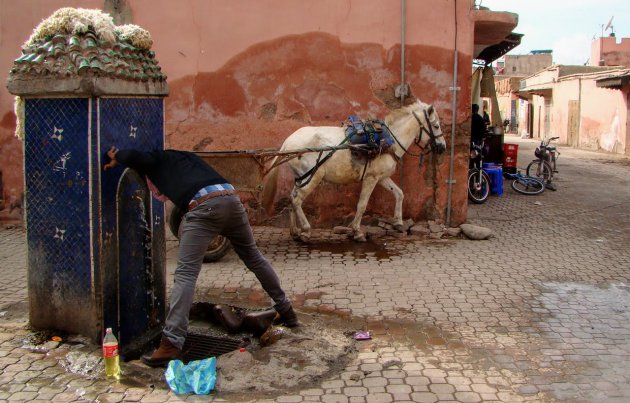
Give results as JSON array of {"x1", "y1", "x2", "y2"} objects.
[{"x1": 568, "y1": 100, "x2": 579, "y2": 147}]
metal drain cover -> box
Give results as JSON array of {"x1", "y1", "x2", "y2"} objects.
[{"x1": 182, "y1": 333, "x2": 245, "y2": 363}]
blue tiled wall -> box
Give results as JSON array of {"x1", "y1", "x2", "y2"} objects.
[
  {"x1": 23, "y1": 97, "x2": 165, "y2": 345},
  {"x1": 24, "y1": 98, "x2": 92, "y2": 317}
]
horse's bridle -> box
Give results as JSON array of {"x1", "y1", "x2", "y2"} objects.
[
  {"x1": 388, "y1": 108, "x2": 444, "y2": 160},
  {"x1": 412, "y1": 109, "x2": 444, "y2": 154}
]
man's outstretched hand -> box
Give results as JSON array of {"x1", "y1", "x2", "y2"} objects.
[{"x1": 103, "y1": 146, "x2": 119, "y2": 170}]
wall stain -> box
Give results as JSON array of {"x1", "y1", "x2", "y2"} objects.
[
  {"x1": 165, "y1": 31, "x2": 470, "y2": 226},
  {"x1": 0, "y1": 112, "x2": 16, "y2": 130}
]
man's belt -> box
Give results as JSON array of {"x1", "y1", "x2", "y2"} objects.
[{"x1": 188, "y1": 183, "x2": 235, "y2": 211}]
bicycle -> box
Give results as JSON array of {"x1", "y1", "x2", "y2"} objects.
[
  {"x1": 468, "y1": 137, "x2": 491, "y2": 204},
  {"x1": 505, "y1": 171, "x2": 545, "y2": 195},
  {"x1": 526, "y1": 136, "x2": 560, "y2": 187}
]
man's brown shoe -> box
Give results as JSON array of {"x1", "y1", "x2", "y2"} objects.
[{"x1": 141, "y1": 336, "x2": 182, "y2": 368}]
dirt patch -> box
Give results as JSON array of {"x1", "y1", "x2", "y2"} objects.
[
  {"x1": 216, "y1": 317, "x2": 356, "y2": 396},
  {"x1": 116, "y1": 307, "x2": 359, "y2": 398}
]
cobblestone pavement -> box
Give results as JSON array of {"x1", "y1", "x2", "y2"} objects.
[{"x1": 1, "y1": 135, "x2": 630, "y2": 402}]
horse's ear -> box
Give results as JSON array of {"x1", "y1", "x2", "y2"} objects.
[{"x1": 427, "y1": 105, "x2": 435, "y2": 115}]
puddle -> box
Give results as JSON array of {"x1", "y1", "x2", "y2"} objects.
[
  {"x1": 11, "y1": 294, "x2": 537, "y2": 401},
  {"x1": 534, "y1": 282, "x2": 630, "y2": 401},
  {"x1": 302, "y1": 240, "x2": 397, "y2": 260},
  {"x1": 35, "y1": 300, "x2": 360, "y2": 396},
  {"x1": 59, "y1": 350, "x2": 104, "y2": 379}
]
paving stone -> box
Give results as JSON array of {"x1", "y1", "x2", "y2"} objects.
[
  {"x1": 277, "y1": 396, "x2": 304, "y2": 402},
  {"x1": 409, "y1": 392, "x2": 438, "y2": 402},
  {"x1": 362, "y1": 377, "x2": 387, "y2": 387},
  {"x1": 321, "y1": 395, "x2": 349, "y2": 403},
  {"x1": 385, "y1": 384, "x2": 412, "y2": 394},
  {"x1": 365, "y1": 393, "x2": 393, "y2": 403},
  {"x1": 343, "y1": 386, "x2": 368, "y2": 397},
  {"x1": 454, "y1": 391, "x2": 482, "y2": 402}
]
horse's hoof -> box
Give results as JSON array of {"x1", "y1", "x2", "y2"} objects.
[
  {"x1": 299, "y1": 234, "x2": 311, "y2": 243},
  {"x1": 394, "y1": 224, "x2": 405, "y2": 232},
  {"x1": 353, "y1": 234, "x2": 367, "y2": 242}
]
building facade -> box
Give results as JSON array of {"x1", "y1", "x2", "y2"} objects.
[
  {"x1": 494, "y1": 51, "x2": 553, "y2": 135},
  {"x1": 519, "y1": 65, "x2": 629, "y2": 154},
  {"x1": 1, "y1": 0, "x2": 517, "y2": 226},
  {"x1": 591, "y1": 35, "x2": 630, "y2": 68}
]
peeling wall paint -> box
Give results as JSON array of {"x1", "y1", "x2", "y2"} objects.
[
  {"x1": 163, "y1": 32, "x2": 471, "y2": 225},
  {"x1": 1, "y1": 0, "x2": 474, "y2": 225}
]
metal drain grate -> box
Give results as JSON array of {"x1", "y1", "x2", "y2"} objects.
[{"x1": 182, "y1": 333, "x2": 245, "y2": 363}]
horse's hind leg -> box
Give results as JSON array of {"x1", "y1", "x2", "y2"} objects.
[
  {"x1": 289, "y1": 207, "x2": 299, "y2": 239},
  {"x1": 378, "y1": 177, "x2": 404, "y2": 231},
  {"x1": 290, "y1": 172, "x2": 324, "y2": 242},
  {"x1": 349, "y1": 176, "x2": 380, "y2": 242}
]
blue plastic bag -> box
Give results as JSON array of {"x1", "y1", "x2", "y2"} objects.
[{"x1": 165, "y1": 357, "x2": 217, "y2": 395}]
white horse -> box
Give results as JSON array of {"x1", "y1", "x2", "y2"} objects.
[{"x1": 270, "y1": 100, "x2": 447, "y2": 242}]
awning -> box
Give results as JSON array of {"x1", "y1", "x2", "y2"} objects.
[
  {"x1": 596, "y1": 73, "x2": 630, "y2": 89},
  {"x1": 476, "y1": 33, "x2": 523, "y2": 65},
  {"x1": 516, "y1": 87, "x2": 552, "y2": 99}
]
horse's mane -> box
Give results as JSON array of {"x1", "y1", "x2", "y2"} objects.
[{"x1": 384, "y1": 100, "x2": 428, "y2": 126}]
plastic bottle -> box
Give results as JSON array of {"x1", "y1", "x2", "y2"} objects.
[{"x1": 103, "y1": 328, "x2": 121, "y2": 379}]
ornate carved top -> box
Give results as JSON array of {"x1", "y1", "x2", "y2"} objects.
[{"x1": 7, "y1": 8, "x2": 168, "y2": 96}]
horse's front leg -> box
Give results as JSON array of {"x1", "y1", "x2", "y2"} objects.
[
  {"x1": 378, "y1": 177, "x2": 404, "y2": 231},
  {"x1": 349, "y1": 176, "x2": 380, "y2": 242}
]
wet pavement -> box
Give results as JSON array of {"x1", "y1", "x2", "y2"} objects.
[{"x1": 1, "y1": 134, "x2": 630, "y2": 402}]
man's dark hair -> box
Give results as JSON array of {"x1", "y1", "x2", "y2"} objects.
[{"x1": 472, "y1": 104, "x2": 479, "y2": 113}]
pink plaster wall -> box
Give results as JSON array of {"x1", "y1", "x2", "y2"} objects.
[
  {"x1": 591, "y1": 37, "x2": 630, "y2": 67},
  {"x1": 1, "y1": 0, "x2": 475, "y2": 226},
  {"x1": 529, "y1": 72, "x2": 627, "y2": 154},
  {"x1": 575, "y1": 79, "x2": 627, "y2": 153}
]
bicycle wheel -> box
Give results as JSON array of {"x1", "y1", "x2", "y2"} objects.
[
  {"x1": 511, "y1": 177, "x2": 545, "y2": 195},
  {"x1": 468, "y1": 169, "x2": 491, "y2": 203},
  {"x1": 526, "y1": 160, "x2": 553, "y2": 181}
]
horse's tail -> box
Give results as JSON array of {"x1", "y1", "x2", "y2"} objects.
[{"x1": 262, "y1": 156, "x2": 280, "y2": 215}]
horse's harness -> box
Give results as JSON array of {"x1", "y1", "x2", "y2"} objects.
[
  {"x1": 396, "y1": 109, "x2": 444, "y2": 157},
  {"x1": 295, "y1": 109, "x2": 442, "y2": 188}
]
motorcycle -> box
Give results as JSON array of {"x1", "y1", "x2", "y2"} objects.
[{"x1": 468, "y1": 135, "x2": 491, "y2": 204}]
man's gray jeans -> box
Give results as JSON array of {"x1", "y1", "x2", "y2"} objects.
[{"x1": 163, "y1": 194, "x2": 290, "y2": 349}]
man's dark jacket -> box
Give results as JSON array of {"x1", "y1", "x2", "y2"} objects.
[
  {"x1": 471, "y1": 113, "x2": 486, "y2": 145},
  {"x1": 115, "y1": 149, "x2": 228, "y2": 211}
]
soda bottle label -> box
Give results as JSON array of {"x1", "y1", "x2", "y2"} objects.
[{"x1": 103, "y1": 342, "x2": 118, "y2": 358}]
